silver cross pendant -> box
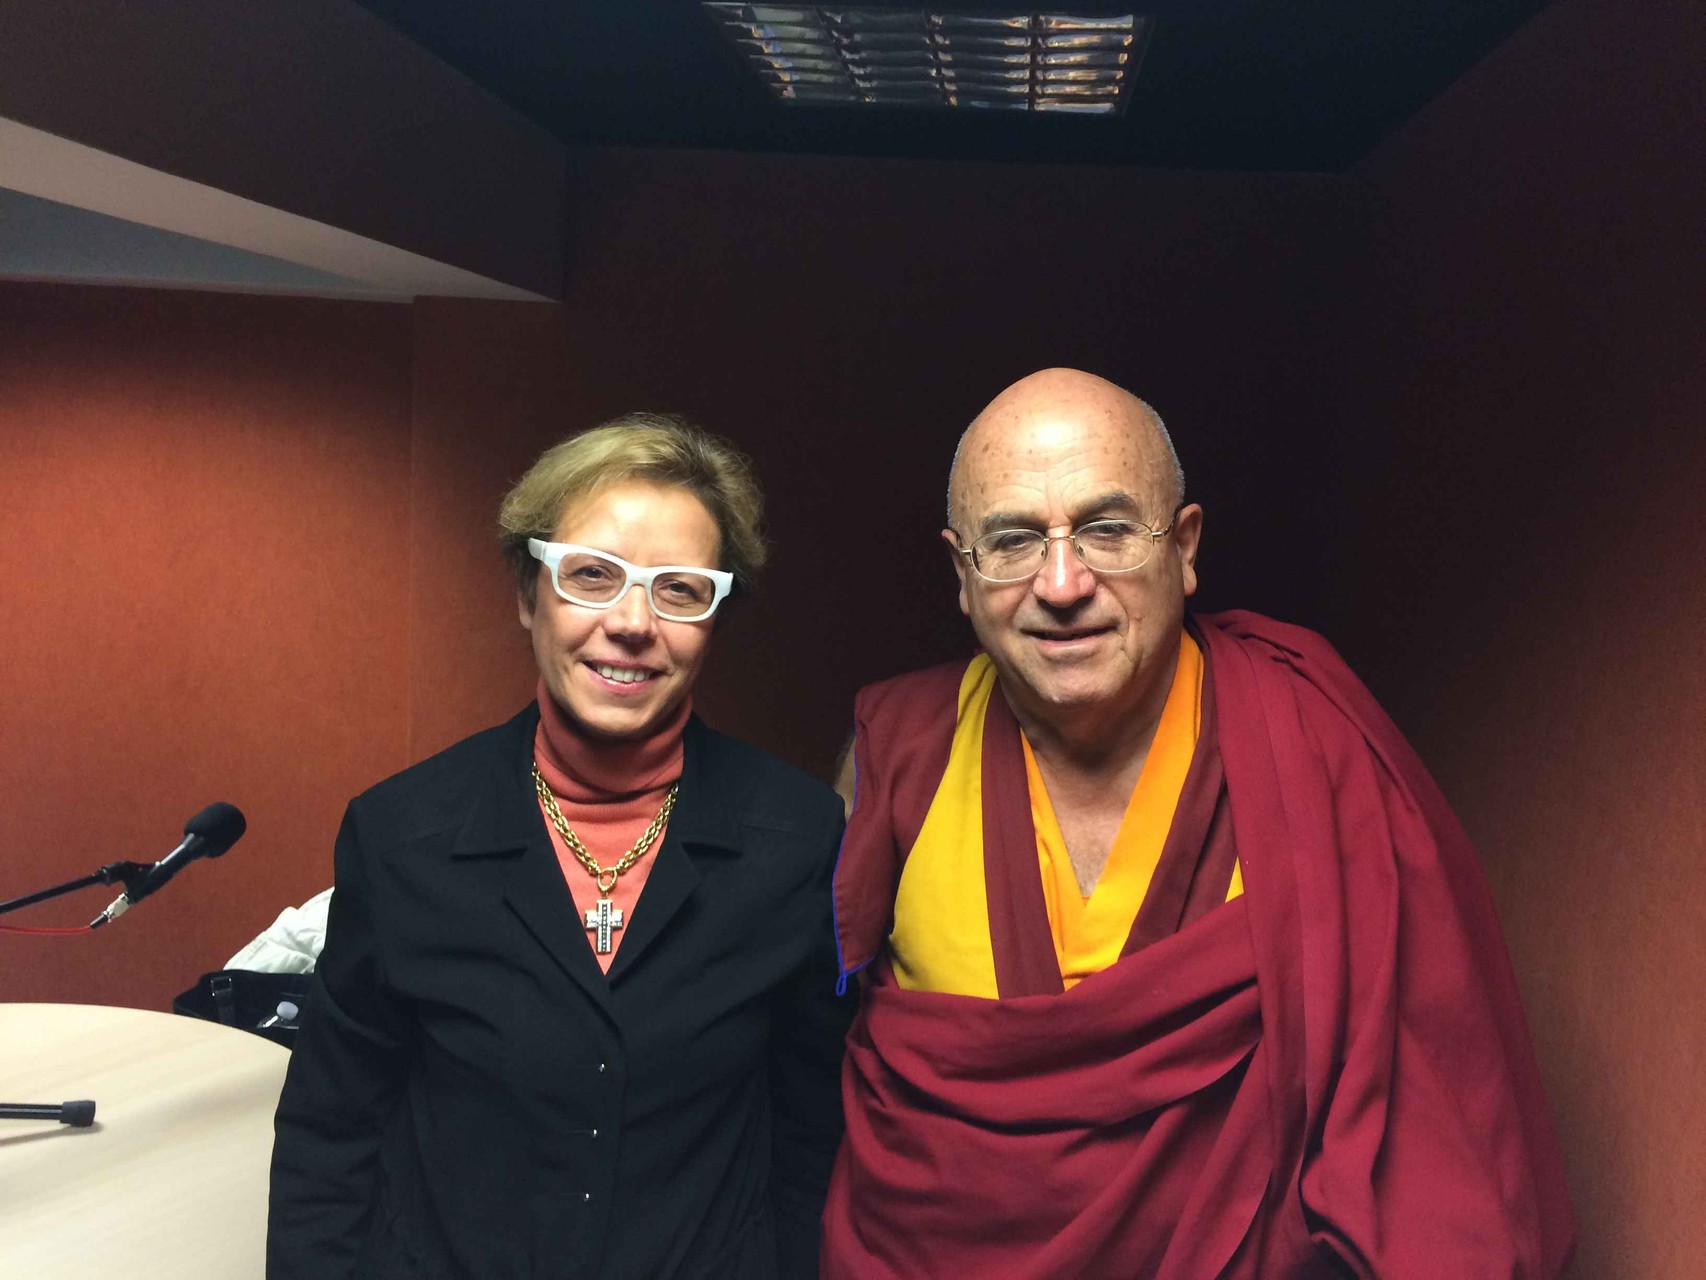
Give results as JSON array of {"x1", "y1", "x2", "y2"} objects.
[{"x1": 584, "y1": 897, "x2": 624, "y2": 955}]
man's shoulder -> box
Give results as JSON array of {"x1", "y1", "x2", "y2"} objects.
[
  {"x1": 854, "y1": 657, "x2": 976, "y2": 721},
  {"x1": 1198, "y1": 609, "x2": 1368, "y2": 708},
  {"x1": 1196, "y1": 608, "x2": 1347, "y2": 669},
  {"x1": 1197, "y1": 609, "x2": 1416, "y2": 778},
  {"x1": 847, "y1": 659, "x2": 976, "y2": 787}
]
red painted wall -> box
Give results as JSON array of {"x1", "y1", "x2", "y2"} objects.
[
  {"x1": 1327, "y1": 2, "x2": 1706, "y2": 1276},
  {"x1": 0, "y1": 283, "x2": 414, "y2": 1004}
]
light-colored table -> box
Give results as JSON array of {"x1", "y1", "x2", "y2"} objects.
[{"x1": 0, "y1": 1002, "x2": 288, "y2": 1276}]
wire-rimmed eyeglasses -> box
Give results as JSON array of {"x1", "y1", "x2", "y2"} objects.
[
  {"x1": 528, "y1": 539, "x2": 733, "y2": 621},
  {"x1": 953, "y1": 515, "x2": 1177, "y2": 584}
]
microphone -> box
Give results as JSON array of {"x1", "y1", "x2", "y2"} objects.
[{"x1": 90, "y1": 803, "x2": 246, "y2": 927}]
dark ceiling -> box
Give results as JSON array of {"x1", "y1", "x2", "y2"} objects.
[{"x1": 353, "y1": 1, "x2": 1550, "y2": 172}]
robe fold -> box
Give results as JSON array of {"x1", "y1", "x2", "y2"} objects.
[{"x1": 826, "y1": 610, "x2": 1573, "y2": 1280}]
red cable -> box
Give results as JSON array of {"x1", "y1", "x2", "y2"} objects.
[{"x1": 0, "y1": 922, "x2": 95, "y2": 935}]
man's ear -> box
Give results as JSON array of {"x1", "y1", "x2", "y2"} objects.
[
  {"x1": 517, "y1": 585, "x2": 537, "y2": 632},
  {"x1": 942, "y1": 529, "x2": 972, "y2": 617},
  {"x1": 1173, "y1": 503, "x2": 1204, "y2": 599}
]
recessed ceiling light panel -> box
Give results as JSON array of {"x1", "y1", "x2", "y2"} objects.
[{"x1": 703, "y1": 6, "x2": 1150, "y2": 114}]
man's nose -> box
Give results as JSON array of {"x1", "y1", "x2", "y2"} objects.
[{"x1": 1031, "y1": 533, "x2": 1096, "y2": 606}]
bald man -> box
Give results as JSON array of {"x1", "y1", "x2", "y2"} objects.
[{"x1": 823, "y1": 371, "x2": 1572, "y2": 1279}]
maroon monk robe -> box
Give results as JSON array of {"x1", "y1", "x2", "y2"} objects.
[{"x1": 825, "y1": 610, "x2": 1573, "y2": 1280}]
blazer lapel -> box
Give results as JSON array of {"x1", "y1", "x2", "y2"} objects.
[
  {"x1": 602, "y1": 823, "x2": 698, "y2": 984},
  {"x1": 450, "y1": 708, "x2": 615, "y2": 1015},
  {"x1": 501, "y1": 830, "x2": 615, "y2": 1016},
  {"x1": 606, "y1": 717, "x2": 745, "y2": 985}
]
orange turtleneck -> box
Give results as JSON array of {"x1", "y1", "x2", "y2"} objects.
[{"x1": 532, "y1": 680, "x2": 688, "y2": 973}]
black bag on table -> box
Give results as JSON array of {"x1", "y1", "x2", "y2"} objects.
[{"x1": 173, "y1": 968, "x2": 311, "y2": 1049}]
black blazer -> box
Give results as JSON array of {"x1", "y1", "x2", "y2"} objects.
[{"x1": 268, "y1": 706, "x2": 853, "y2": 1280}]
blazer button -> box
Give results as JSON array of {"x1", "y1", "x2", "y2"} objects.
[
  {"x1": 582, "y1": 1192, "x2": 593, "y2": 1203},
  {"x1": 597, "y1": 1062, "x2": 607, "y2": 1073},
  {"x1": 589, "y1": 1128, "x2": 599, "y2": 1138}
]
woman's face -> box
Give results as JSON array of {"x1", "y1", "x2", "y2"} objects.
[{"x1": 519, "y1": 480, "x2": 721, "y2": 741}]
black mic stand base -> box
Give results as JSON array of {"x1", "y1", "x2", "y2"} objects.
[{"x1": 0, "y1": 1100, "x2": 97, "y2": 1127}]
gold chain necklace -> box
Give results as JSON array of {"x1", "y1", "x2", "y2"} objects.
[{"x1": 531, "y1": 762, "x2": 678, "y2": 954}]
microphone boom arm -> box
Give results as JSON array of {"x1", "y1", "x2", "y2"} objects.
[{"x1": 0, "y1": 862, "x2": 145, "y2": 917}]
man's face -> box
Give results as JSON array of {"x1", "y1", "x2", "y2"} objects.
[
  {"x1": 945, "y1": 411, "x2": 1202, "y2": 731},
  {"x1": 519, "y1": 480, "x2": 720, "y2": 741}
]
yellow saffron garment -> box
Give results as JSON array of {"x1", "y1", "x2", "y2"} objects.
[
  {"x1": 1028, "y1": 633, "x2": 1236, "y2": 990},
  {"x1": 890, "y1": 634, "x2": 1243, "y2": 998},
  {"x1": 888, "y1": 656, "x2": 1003, "y2": 997}
]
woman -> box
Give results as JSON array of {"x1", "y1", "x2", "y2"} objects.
[{"x1": 269, "y1": 414, "x2": 851, "y2": 1279}]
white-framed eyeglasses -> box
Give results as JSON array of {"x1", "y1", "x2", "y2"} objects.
[
  {"x1": 527, "y1": 539, "x2": 733, "y2": 621},
  {"x1": 953, "y1": 514, "x2": 1178, "y2": 584}
]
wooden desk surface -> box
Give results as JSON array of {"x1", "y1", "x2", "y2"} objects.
[{"x1": 0, "y1": 1002, "x2": 288, "y2": 1276}]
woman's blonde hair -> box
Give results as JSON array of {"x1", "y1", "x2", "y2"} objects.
[{"x1": 498, "y1": 412, "x2": 767, "y2": 604}]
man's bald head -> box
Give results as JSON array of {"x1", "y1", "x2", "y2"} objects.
[
  {"x1": 939, "y1": 367, "x2": 1204, "y2": 751},
  {"x1": 947, "y1": 369, "x2": 1184, "y2": 531}
]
